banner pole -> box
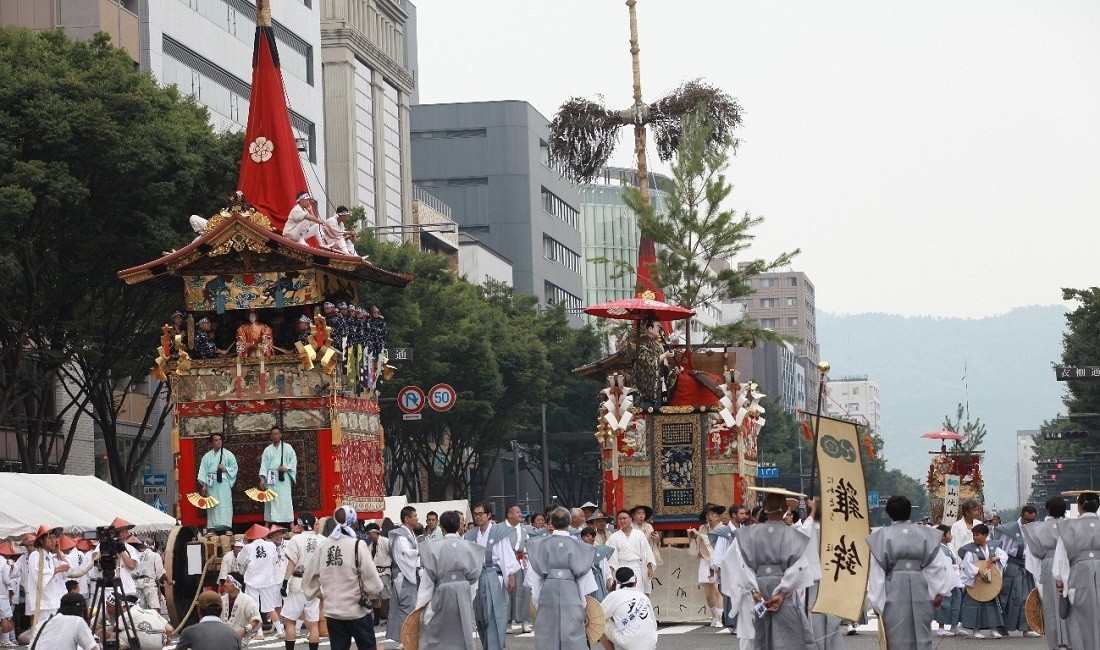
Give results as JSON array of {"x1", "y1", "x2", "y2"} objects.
[{"x1": 807, "y1": 361, "x2": 830, "y2": 500}]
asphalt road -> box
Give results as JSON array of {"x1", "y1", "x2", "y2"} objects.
[{"x1": 159, "y1": 618, "x2": 1049, "y2": 649}]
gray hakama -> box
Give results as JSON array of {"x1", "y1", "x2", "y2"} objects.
[
  {"x1": 866, "y1": 521, "x2": 944, "y2": 650},
  {"x1": 419, "y1": 536, "x2": 484, "y2": 650},
  {"x1": 994, "y1": 520, "x2": 1035, "y2": 632},
  {"x1": 958, "y1": 543, "x2": 1005, "y2": 632},
  {"x1": 1054, "y1": 515, "x2": 1100, "y2": 650},
  {"x1": 508, "y1": 524, "x2": 531, "y2": 625},
  {"x1": 589, "y1": 545, "x2": 614, "y2": 602},
  {"x1": 737, "y1": 522, "x2": 815, "y2": 650},
  {"x1": 932, "y1": 546, "x2": 963, "y2": 628},
  {"x1": 806, "y1": 582, "x2": 844, "y2": 650},
  {"x1": 464, "y1": 524, "x2": 516, "y2": 650},
  {"x1": 386, "y1": 527, "x2": 420, "y2": 643},
  {"x1": 526, "y1": 534, "x2": 596, "y2": 650},
  {"x1": 1022, "y1": 518, "x2": 1070, "y2": 650}
]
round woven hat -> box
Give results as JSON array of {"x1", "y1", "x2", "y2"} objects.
[
  {"x1": 1025, "y1": 588, "x2": 1044, "y2": 635},
  {"x1": 584, "y1": 595, "x2": 605, "y2": 646},
  {"x1": 401, "y1": 606, "x2": 425, "y2": 650},
  {"x1": 965, "y1": 563, "x2": 1002, "y2": 602}
]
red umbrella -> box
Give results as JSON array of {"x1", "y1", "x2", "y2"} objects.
[
  {"x1": 921, "y1": 429, "x2": 965, "y2": 441},
  {"x1": 584, "y1": 297, "x2": 695, "y2": 322}
]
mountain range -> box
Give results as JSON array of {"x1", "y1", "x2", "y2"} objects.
[{"x1": 817, "y1": 304, "x2": 1068, "y2": 508}]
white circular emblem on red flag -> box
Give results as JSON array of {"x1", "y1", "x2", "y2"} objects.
[{"x1": 249, "y1": 137, "x2": 274, "y2": 163}]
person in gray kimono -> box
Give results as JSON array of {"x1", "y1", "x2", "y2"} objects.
[
  {"x1": 1053, "y1": 491, "x2": 1100, "y2": 650},
  {"x1": 866, "y1": 495, "x2": 955, "y2": 650},
  {"x1": 1022, "y1": 496, "x2": 1070, "y2": 650},
  {"x1": 580, "y1": 527, "x2": 614, "y2": 601},
  {"x1": 416, "y1": 510, "x2": 483, "y2": 650},
  {"x1": 525, "y1": 507, "x2": 597, "y2": 650},
  {"x1": 386, "y1": 506, "x2": 420, "y2": 645},
  {"x1": 793, "y1": 501, "x2": 843, "y2": 650},
  {"x1": 724, "y1": 487, "x2": 815, "y2": 650},
  {"x1": 464, "y1": 502, "x2": 520, "y2": 650},
  {"x1": 994, "y1": 505, "x2": 1040, "y2": 637}
]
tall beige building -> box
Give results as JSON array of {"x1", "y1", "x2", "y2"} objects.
[
  {"x1": 320, "y1": 0, "x2": 416, "y2": 240},
  {"x1": 738, "y1": 267, "x2": 821, "y2": 411}
]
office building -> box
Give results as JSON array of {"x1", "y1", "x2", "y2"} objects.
[
  {"x1": 410, "y1": 101, "x2": 584, "y2": 318},
  {"x1": 824, "y1": 376, "x2": 881, "y2": 436},
  {"x1": 459, "y1": 233, "x2": 513, "y2": 288},
  {"x1": 321, "y1": 0, "x2": 417, "y2": 238},
  {"x1": 738, "y1": 268, "x2": 820, "y2": 411},
  {"x1": 733, "y1": 341, "x2": 805, "y2": 414}
]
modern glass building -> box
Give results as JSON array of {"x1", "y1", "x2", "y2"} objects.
[{"x1": 579, "y1": 167, "x2": 671, "y2": 313}]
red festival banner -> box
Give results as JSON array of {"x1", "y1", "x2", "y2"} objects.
[{"x1": 237, "y1": 4, "x2": 308, "y2": 232}]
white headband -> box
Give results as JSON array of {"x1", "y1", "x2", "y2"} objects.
[{"x1": 330, "y1": 504, "x2": 358, "y2": 540}]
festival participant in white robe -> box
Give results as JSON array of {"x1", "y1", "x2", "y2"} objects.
[
  {"x1": 866, "y1": 495, "x2": 955, "y2": 650},
  {"x1": 363, "y1": 523, "x2": 392, "y2": 623},
  {"x1": 958, "y1": 523, "x2": 1008, "y2": 639},
  {"x1": 1052, "y1": 491, "x2": 1100, "y2": 650},
  {"x1": 722, "y1": 488, "x2": 815, "y2": 650},
  {"x1": 221, "y1": 573, "x2": 263, "y2": 642},
  {"x1": 281, "y1": 512, "x2": 322, "y2": 650},
  {"x1": 237, "y1": 524, "x2": 280, "y2": 629},
  {"x1": 282, "y1": 192, "x2": 323, "y2": 244},
  {"x1": 580, "y1": 527, "x2": 614, "y2": 601},
  {"x1": 258, "y1": 426, "x2": 297, "y2": 526},
  {"x1": 950, "y1": 499, "x2": 983, "y2": 556},
  {"x1": 992, "y1": 505, "x2": 1041, "y2": 637},
  {"x1": 690, "y1": 503, "x2": 726, "y2": 628},
  {"x1": 605, "y1": 511, "x2": 656, "y2": 595},
  {"x1": 792, "y1": 502, "x2": 843, "y2": 650},
  {"x1": 319, "y1": 206, "x2": 359, "y2": 257},
  {"x1": 524, "y1": 507, "x2": 597, "y2": 650},
  {"x1": 27, "y1": 592, "x2": 96, "y2": 650},
  {"x1": 0, "y1": 541, "x2": 17, "y2": 647},
  {"x1": 463, "y1": 502, "x2": 519, "y2": 650},
  {"x1": 220, "y1": 540, "x2": 244, "y2": 585},
  {"x1": 1022, "y1": 496, "x2": 1071, "y2": 650},
  {"x1": 503, "y1": 504, "x2": 533, "y2": 633},
  {"x1": 415, "y1": 510, "x2": 483, "y2": 650},
  {"x1": 197, "y1": 432, "x2": 238, "y2": 531},
  {"x1": 24, "y1": 525, "x2": 70, "y2": 623},
  {"x1": 630, "y1": 506, "x2": 662, "y2": 568},
  {"x1": 267, "y1": 526, "x2": 288, "y2": 637},
  {"x1": 386, "y1": 506, "x2": 422, "y2": 645},
  {"x1": 102, "y1": 591, "x2": 172, "y2": 649},
  {"x1": 932, "y1": 525, "x2": 965, "y2": 637},
  {"x1": 599, "y1": 568, "x2": 657, "y2": 650},
  {"x1": 132, "y1": 539, "x2": 166, "y2": 613}
]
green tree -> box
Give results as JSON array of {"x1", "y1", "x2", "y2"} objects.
[
  {"x1": 0, "y1": 27, "x2": 241, "y2": 473},
  {"x1": 626, "y1": 112, "x2": 798, "y2": 345},
  {"x1": 943, "y1": 403, "x2": 988, "y2": 453}
]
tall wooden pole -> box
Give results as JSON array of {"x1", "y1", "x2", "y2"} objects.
[{"x1": 626, "y1": 0, "x2": 650, "y2": 207}]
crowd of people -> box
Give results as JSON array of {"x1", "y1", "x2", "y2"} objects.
[{"x1": 0, "y1": 518, "x2": 171, "y2": 649}]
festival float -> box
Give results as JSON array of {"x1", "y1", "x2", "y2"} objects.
[
  {"x1": 115, "y1": 0, "x2": 410, "y2": 625},
  {"x1": 922, "y1": 428, "x2": 984, "y2": 523}
]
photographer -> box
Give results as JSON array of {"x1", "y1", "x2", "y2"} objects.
[
  {"x1": 28, "y1": 592, "x2": 98, "y2": 649},
  {"x1": 302, "y1": 505, "x2": 383, "y2": 650},
  {"x1": 95, "y1": 519, "x2": 139, "y2": 598}
]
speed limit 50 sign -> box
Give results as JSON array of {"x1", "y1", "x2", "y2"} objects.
[{"x1": 428, "y1": 383, "x2": 457, "y2": 412}]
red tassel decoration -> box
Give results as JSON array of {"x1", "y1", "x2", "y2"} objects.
[
  {"x1": 800, "y1": 419, "x2": 814, "y2": 443},
  {"x1": 863, "y1": 434, "x2": 876, "y2": 460}
]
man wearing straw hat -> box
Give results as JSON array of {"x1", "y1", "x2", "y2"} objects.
[
  {"x1": 720, "y1": 487, "x2": 815, "y2": 649},
  {"x1": 24, "y1": 525, "x2": 70, "y2": 624},
  {"x1": 0, "y1": 540, "x2": 18, "y2": 647},
  {"x1": 238, "y1": 524, "x2": 279, "y2": 635},
  {"x1": 414, "y1": 510, "x2": 482, "y2": 650},
  {"x1": 866, "y1": 495, "x2": 955, "y2": 649}
]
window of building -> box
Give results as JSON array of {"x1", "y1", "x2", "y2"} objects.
[
  {"x1": 543, "y1": 236, "x2": 581, "y2": 274},
  {"x1": 760, "y1": 298, "x2": 777, "y2": 308},
  {"x1": 787, "y1": 317, "x2": 798, "y2": 327},
  {"x1": 544, "y1": 281, "x2": 582, "y2": 312},
  {"x1": 790, "y1": 276, "x2": 798, "y2": 286},
  {"x1": 852, "y1": 386, "x2": 860, "y2": 395},
  {"x1": 411, "y1": 128, "x2": 486, "y2": 140},
  {"x1": 162, "y1": 37, "x2": 316, "y2": 162},
  {"x1": 760, "y1": 318, "x2": 777, "y2": 329},
  {"x1": 760, "y1": 277, "x2": 778, "y2": 288},
  {"x1": 175, "y1": 0, "x2": 314, "y2": 85},
  {"x1": 541, "y1": 187, "x2": 579, "y2": 229},
  {"x1": 353, "y1": 62, "x2": 375, "y2": 225},
  {"x1": 786, "y1": 296, "x2": 797, "y2": 307},
  {"x1": 382, "y1": 81, "x2": 403, "y2": 232}
]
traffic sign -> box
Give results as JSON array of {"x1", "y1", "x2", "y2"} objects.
[
  {"x1": 397, "y1": 385, "x2": 425, "y2": 413},
  {"x1": 402, "y1": 413, "x2": 423, "y2": 421},
  {"x1": 756, "y1": 466, "x2": 779, "y2": 479},
  {"x1": 428, "y1": 383, "x2": 457, "y2": 412},
  {"x1": 142, "y1": 472, "x2": 167, "y2": 495},
  {"x1": 868, "y1": 490, "x2": 880, "y2": 508}
]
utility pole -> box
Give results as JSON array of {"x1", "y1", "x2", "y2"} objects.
[{"x1": 541, "y1": 404, "x2": 550, "y2": 511}]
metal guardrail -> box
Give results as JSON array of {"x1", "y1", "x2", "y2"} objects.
[{"x1": 412, "y1": 185, "x2": 452, "y2": 219}]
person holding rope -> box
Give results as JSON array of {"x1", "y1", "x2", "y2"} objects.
[
  {"x1": 24, "y1": 525, "x2": 70, "y2": 625},
  {"x1": 221, "y1": 573, "x2": 262, "y2": 645}
]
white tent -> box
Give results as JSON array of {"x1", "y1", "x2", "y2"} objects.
[{"x1": 0, "y1": 473, "x2": 177, "y2": 539}]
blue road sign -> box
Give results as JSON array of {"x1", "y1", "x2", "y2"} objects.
[
  {"x1": 868, "y1": 490, "x2": 880, "y2": 508},
  {"x1": 152, "y1": 495, "x2": 168, "y2": 513},
  {"x1": 756, "y1": 466, "x2": 779, "y2": 479},
  {"x1": 142, "y1": 473, "x2": 167, "y2": 487}
]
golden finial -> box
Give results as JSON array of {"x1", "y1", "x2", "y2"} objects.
[{"x1": 817, "y1": 361, "x2": 830, "y2": 376}]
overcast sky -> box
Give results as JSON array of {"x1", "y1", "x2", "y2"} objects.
[{"x1": 413, "y1": 1, "x2": 1100, "y2": 318}]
